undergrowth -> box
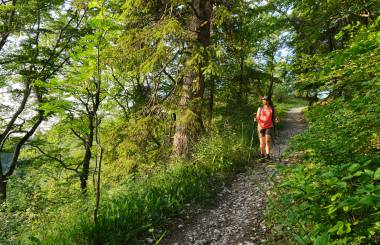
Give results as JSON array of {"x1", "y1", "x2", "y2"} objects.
[
  {"x1": 25, "y1": 105, "x2": 258, "y2": 244},
  {"x1": 266, "y1": 20, "x2": 380, "y2": 245},
  {"x1": 266, "y1": 99, "x2": 380, "y2": 244}
]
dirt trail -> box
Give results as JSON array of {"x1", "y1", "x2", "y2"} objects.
[{"x1": 162, "y1": 107, "x2": 307, "y2": 245}]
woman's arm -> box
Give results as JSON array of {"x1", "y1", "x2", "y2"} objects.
[
  {"x1": 255, "y1": 107, "x2": 261, "y2": 130},
  {"x1": 255, "y1": 107, "x2": 261, "y2": 121}
]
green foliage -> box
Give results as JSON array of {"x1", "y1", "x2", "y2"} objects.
[
  {"x1": 23, "y1": 116, "x2": 253, "y2": 244},
  {"x1": 101, "y1": 113, "x2": 172, "y2": 181},
  {"x1": 268, "y1": 156, "x2": 380, "y2": 244},
  {"x1": 5, "y1": 0, "x2": 374, "y2": 243},
  {"x1": 267, "y1": 99, "x2": 380, "y2": 244},
  {"x1": 285, "y1": 0, "x2": 379, "y2": 54},
  {"x1": 266, "y1": 19, "x2": 380, "y2": 244},
  {"x1": 0, "y1": 153, "x2": 88, "y2": 244},
  {"x1": 294, "y1": 18, "x2": 380, "y2": 100}
]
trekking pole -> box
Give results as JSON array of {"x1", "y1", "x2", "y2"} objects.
[{"x1": 248, "y1": 120, "x2": 256, "y2": 163}]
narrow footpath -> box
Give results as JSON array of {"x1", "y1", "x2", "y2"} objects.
[{"x1": 162, "y1": 107, "x2": 307, "y2": 245}]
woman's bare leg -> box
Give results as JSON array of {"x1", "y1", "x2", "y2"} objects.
[
  {"x1": 260, "y1": 136, "x2": 265, "y2": 155},
  {"x1": 265, "y1": 135, "x2": 271, "y2": 155}
]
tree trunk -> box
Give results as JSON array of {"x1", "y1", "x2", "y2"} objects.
[
  {"x1": 0, "y1": 175, "x2": 7, "y2": 203},
  {"x1": 80, "y1": 117, "x2": 94, "y2": 192},
  {"x1": 238, "y1": 54, "x2": 244, "y2": 102},
  {"x1": 81, "y1": 143, "x2": 92, "y2": 190},
  {"x1": 268, "y1": 77, "x2": 274, "y2": 100},
  {"x1": 173, "y1": 71, "x2": 194, "y2": 156},
  {"x1": 173, "y1": 0, "x2": 213, "y2": 156},
  {"x1": 80, "y1": 40, "x2": 101, "y2": 191}
]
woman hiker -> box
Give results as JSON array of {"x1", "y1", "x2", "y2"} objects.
[{"x1": 254, "y1": 95, "x2": 277, "y2": 159}]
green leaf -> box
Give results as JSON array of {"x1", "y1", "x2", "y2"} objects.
[
  {"x1": 364, "y1": 169, "x2": 374, "y2": 177},
  {"x1": 88, "y1": 0, "x2": 101, "y2": 9},
  {"x1": 346, "y1": 223, "x2": 351, "y2": 233},
  {"x1": 335, "y1": 31, "x2": 345, "y2": 41},
  {"x1": 315, "y1": 232, "x2": 329, "y2": 245},
  {"x1": 331, "y1": 193, "x2": 342, "y2": 202},
  {"x1": 353, "y1": 171, "x2": 363, "y2": 177},
  {"x1": 294, "y1": 234, "x2": 308, "y2": 244},
  {"x1": 336, "y1": 181, "x2": 347, "y2": 189},
  {"x1": 358, "y1": 196, "x2": 374, "y2": 206},
  {"x1": 328, "y1": 206, "x2": 338, "y2": 215},
  {"x1": 348, "y1": 163, "x2": 360, "y2": 173},
  {"x1": 342, "y1": 174, "x2": 353, "y2": 180},
  {"x1": 374, "y1": 168, "x2": 380, "y2": 180}
]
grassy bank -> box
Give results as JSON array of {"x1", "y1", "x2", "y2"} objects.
[
  {"x1": 22, "y1": 103, "x2": 259, "y2": 244},
  {"x1": 266, "y1": 98, "x2": 380, "y2": 244}
]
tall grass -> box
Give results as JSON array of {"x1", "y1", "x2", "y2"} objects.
[{"x1": 32, "y1": 121, "x2": 254, "y2": 244}]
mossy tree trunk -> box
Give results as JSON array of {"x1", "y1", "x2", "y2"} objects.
[{"x1": 173, "y1": 0, "x2": 213, "y2": 156}]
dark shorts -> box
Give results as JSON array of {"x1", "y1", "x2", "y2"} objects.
[{"x1": 258, "y1": 127, "x2": 273, "y2": 137}]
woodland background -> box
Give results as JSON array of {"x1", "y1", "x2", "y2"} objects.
[{"x1": 0, "y1": 0, "x2": 379, "y2": 244}]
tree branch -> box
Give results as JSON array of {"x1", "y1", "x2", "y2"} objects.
[
  {"x1": 70, "y1": 128, "x2": 87, "y2": 146},
  {"x1": 5, "y1": 111, "x2": 44, "y2": 177},
  {"x1": 32, "y1": 145, "x2": 80, "y2": 175}
]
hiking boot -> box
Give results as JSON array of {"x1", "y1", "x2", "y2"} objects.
[
  {"x1": 255, "y1": 154, "x2": 265, "y2": 163},
  {"x1": 266, "y1": 154, "x2": 271, "y2": 160}
]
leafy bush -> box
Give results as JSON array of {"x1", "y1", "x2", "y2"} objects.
[
  {"x1": 266, "y1": 18, "x2": 380, "y2": 245},
  {"x1": 267, "y1": 98, "x2": 380, "y2": 244}
]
